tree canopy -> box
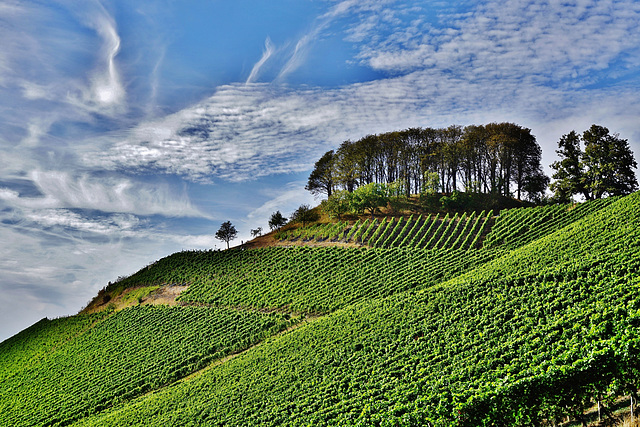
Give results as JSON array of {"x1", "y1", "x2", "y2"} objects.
[
  {"x1": 307, "y1": 123, "x2": 549, "y2": 202},
  {"x1": 215, "y1": 221, "x2": 238, "y2": 250},
  {"x1": 551, "y1": 125, "x2": 638, "y2": 201},
  {"x1": 290, "y1": 204, "x2": 320, "y2": 227},
  {"x1": 268, "y1": 211, "x2": 288, "y2": 231}
]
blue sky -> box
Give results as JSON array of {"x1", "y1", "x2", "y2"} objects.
[{"x1": 1, "y1": 0, "x2": 639, "y2": 341}]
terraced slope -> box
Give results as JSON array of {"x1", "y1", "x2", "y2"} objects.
[
  {"x1": 64, "y1": 192, "x2": 640, "y2": 427},
  {"x1": 275, "y1": 196, "x2": 619, "y2": 251},
  {"x1": 0, "y1": 194, "x2": 636, "y2": 427},
  {"x1": 0, "y1": 306, "x2": 294, "y2": 427},
  {"x1": 276, "y1": 211, "x2": 494, "y2": 250}
]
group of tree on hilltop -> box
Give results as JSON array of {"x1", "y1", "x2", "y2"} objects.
[
  {"x1": 307, "y1": 122, "x2": 638, "y2": 205},
  {"x1": 218, "y1": 123, "x2": 637, "y2": 250},
  {"x1": 307, "y1": 123, "x2": 550, "y2": 203}
]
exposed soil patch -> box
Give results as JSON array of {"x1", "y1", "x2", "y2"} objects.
[
  {"x1": 142, "y1": 285, "x2": 189, "y2": 306},
  {"x1": 81, "y1": 284, "x2": 188, "y2": 314}
]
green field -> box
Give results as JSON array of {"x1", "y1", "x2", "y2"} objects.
[{"x1": 1, "y1": 193, "x2": 638, "y2": 426}]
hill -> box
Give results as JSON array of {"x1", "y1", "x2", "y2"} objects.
[{"x1": 1, "y1": 193, "x2": 639, "y2": 426}]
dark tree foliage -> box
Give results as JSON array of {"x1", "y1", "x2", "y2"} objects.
[
  {"x1": 307, "y1": 123, "x2": 548, "y2": 202},
  {"x1": 215, "y1": 221, "x2": 237, "y2": 250},
  {"x1": 305, "y1": 150, "x2": 335, "y2": 197},
  {"x1": 290, "y1": 204, "x2": 320, "y2": 227},
  {"x1": 582, "y1": 125, "x2": 638, "y2": 199},
  {"x1": 551, "y1": 125, "x2": 638, "y2": 201},
  {"x1": 268, "y1": 211, "x2": 288, "y2": 231},
  {"x1": 550, "y1": 131, "x2": 584, "y2": 203}
]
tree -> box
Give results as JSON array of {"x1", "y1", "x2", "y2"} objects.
[
  {"x1": 215, "y1": 221, "x2": 237, "y2": 250},
  {"x1": 268, "y1": 211, "x2": 288, "y2": 231},
  {"x1": 550, "y1": 131, "x2": 586, "y2": 202},
  {"x1": 333, "y1": 140, "x2": 361, "y2": 192},
  {"x1": 290, "y1": 204, "x2": 320, "y2": 227},
  {"x1": 582, "y1": 125, "x2": 638, "y2": 199},
  {"x1": 306, "y1": 150, "x2": 335, "y2": 197},
  {"x1": 321, "y1": 190, "x2": 351, "y2": 219},
  {"x1": 350, "y1": 182, "x2": 388, "y2": 218},
  {"x1": 250, "y1": 227, "x2": 262, "y2": 238},
  {"x1": 550, "y1": 125, "x2": 638, "y2": 201}
]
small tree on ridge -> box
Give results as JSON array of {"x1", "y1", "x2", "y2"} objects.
[{"x1": 215, "y1": 221, "x2": 237, "y2": 249}]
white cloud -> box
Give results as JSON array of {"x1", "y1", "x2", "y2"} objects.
[
  {"x1": 0, "y1": 211, "x2": 214, "y2": 341},
  {"x1": 355, "y1": 0, "x2": 640, "y2": 88},
  {"x1": 20, "y1": 209, "x2": 143, "y2": 236},
  {"x1": 247, "y1": 37, "x2": 276, "y2": 84},
  {"x1": 0, "y1": 171, "x2": 207, "y2": 218},
  {"x1": 247, "y1": 182, "x2": 316, "y2": 222}
]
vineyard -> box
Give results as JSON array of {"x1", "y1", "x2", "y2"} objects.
[
  {"x1": 1, "y1": 193, "x2": 639, "y2": 426},
  {"x1": 274, "y1": 196, "x2": 619, "y2": 251},
  {"x1": 0, "y1": 306, "x2": 295, "y2": 427}
]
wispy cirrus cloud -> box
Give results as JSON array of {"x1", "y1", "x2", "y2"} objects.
[
  {"x1": 246, "y1": 37, "x2": 276, "y2": 84},
  {"x1": 79, "y1": 0, "x2": 640, "y2": 185},
  {"x1": 81, "y1": 77, "x2": 640, "y2": 184},
  {"x1": 72, "y1": 4, "x2": 126, "y2": 112},
  {"x1": 0, "y1": 171, "x2": 206, "y2": 218},
  {"x1": 2, "y1": 0, "x2": 640, "y2": 343}
]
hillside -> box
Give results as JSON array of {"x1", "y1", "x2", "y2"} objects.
[{"x1": 1, "y1": 193, "x2": 639, "y2": 426}]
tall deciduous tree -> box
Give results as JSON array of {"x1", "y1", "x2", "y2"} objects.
[
  {"x1": 306, "y1": 150, "x2": 335, "y2": 197},
  {"x1": 550, "y1": 131, "x2": 586, "y2": 202},
  {"x1": 215, "y1": 221, "x2": 237, "y2": 250},
  {"x1": 550, "y1": 125, "x2": 638, "y2": 201},
  {"x1": 582, "y1": 125, "x2": 638, "y2": 199}
]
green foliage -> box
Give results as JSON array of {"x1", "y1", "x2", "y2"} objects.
[
  {"x1": 320, "y1": 189, "x2": 351, "y2": 219},
  {"x1": 68, "y1": 192, "x2": 640, "y2": 427},
  {"x1": 0, "y1": 306, "x2": 293, "y2": 427},
  {"x1": 289, "y1": 204, "x2": 320, "y2": 227},
  {"x1": 2, "y1": 193, "x2": 639, "y2": 427},
  {"x1": 439, "y1": 190, "x2": 472, "y2": 211},
  {"x1": 350, "y1": 182, "x2": 388, "y2": 217}
]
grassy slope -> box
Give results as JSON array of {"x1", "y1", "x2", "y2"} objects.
[{"x1": 63, "y1": 192, "x2": 640, "y2": 426}]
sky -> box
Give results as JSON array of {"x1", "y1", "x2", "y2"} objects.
[{"x1": 1, "y1": 0, "x2": 639, "y2": 341}]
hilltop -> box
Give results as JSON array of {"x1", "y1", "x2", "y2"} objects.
[{"x1": 1, "y1": 193, "x2": 640, "y2": 426}]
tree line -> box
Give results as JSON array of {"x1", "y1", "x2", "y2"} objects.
[
  {"x1": 219, "y1": 123, "x2": 637, "y2": 248},
  {"x1": 307, "y1": 122, "x2": 637, "y2": 205},
  {"x1": 307, "y1": 123, "x2": 549, "y2": 203}
]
